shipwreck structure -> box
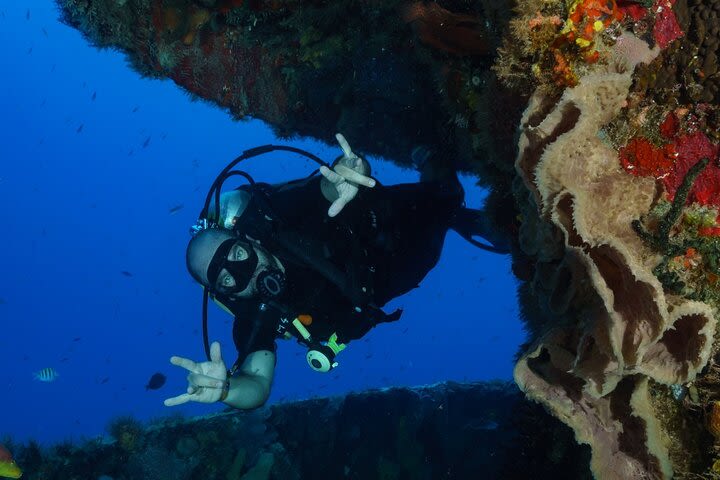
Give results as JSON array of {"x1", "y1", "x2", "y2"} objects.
[
  {"x1": 7, "y1": 382, "x2": 592, "y2": 479},
  {"x1": 51, "y1": 0, "x2": 720, "y2": 478}
]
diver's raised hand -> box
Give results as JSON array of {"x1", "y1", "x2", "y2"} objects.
[
  {"x1": 320, "y1": 133, "x2": 376, "y2": 217},
  {"x1": 164, "y1": 341, "x2": 228, "y2": 406}
]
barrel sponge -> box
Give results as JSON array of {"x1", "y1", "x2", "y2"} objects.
[
  {"x1": 514, "y1": 176, "x2": 564, "y2": 262},
  {"x1": 528, "y1": 69, "x2": 648, "y2": 217},
  {"x1": 513, "y1": 31, "x2": 718, "y2": 479},
  {"x1": 638, "y1": 299, "x2": 717, "y2": 385},
  {"x1": 515, "y1": 344, "x2": 673, "y2": 480},
  {"x1": 553, "y1": 192, "x2": 715, "y2": 386}
]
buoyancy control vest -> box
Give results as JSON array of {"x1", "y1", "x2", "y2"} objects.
[{"x1": 192, "y1": 144, "x2": 401, "y2": 372}]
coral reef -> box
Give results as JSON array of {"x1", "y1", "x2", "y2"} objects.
[{"x1": 647, "y1": 0, "x2": 720, "y2": 104}]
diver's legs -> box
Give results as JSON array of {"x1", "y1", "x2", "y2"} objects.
[
  {"x1": 411, "y1": 145, "x2": 509, "y2": 254},
  {"x1": 412, "y1": 145, "x2": 460, "y2": 185},
  {"x1": 450, "y1": 207, "x2": 511, "y2": 253}
]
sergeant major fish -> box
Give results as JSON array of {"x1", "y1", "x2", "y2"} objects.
[{"x1": 33, "y1": 367, "x2": 59, "y2": 382}]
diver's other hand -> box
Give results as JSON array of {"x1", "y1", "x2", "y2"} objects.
[
  {"x1": 320, "y1": 133, "x2": 376, "y2": 217},
  {"x1": 164, "y1": 341, "x2": 228, "y2": 406}
]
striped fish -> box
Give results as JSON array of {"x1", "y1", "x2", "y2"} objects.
[{"x1": 33, "y1": 367, "x2": 59, "y2": 382}]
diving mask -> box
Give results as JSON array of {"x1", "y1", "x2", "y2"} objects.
[
  {"x1": 207, "y1": 239, "x2": 259, "y2": 294},
  {"x1": 207, "y1": 239, "x2": 286, "y2": 298}
]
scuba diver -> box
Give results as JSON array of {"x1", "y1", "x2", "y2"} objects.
[{"x1": 164, "y1": 134, "x2": 509, "y2": 410}]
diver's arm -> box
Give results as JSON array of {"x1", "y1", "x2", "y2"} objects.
[
  {"x1": 270, "y1": 133, "x2": 375, "y2": 219},
  {"x1": 222, "y1": 350, "x2": 275, "y2": 409}
]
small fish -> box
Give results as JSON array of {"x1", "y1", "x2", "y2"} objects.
[
  {"x1": 100, "y1": 377, "x2": 110, "y2": 384},
  {"x1": 42, "y1": 27, "x2": 47, "y2": 37},
  {"x1": 76, "y1": 123, "x2": 84, "y2": 133},
  {"x1": 91, "y1": 91, "x2": 96, "y2": 101},
  {"x1": 131, "y1": 106, "x2": 139, "y2": 113},
  {"x1": 27, "y1": 47, "x2": 32, "y2": 55},
  {"x1": 145, "y1": 372, "x2": 166, "y2": 390},
  {"x1": 25, "y1": 9, "x2": 30, "y2": 20},
  {"x1": 142, "y1": 136, "x2": 151, "y2": 148},
  {"x1": 0, "y1": 444, "x2": 22, "y2": 479},
  {"x1": 168, "y1": 204, "x2": 184, "y2": 215},
  {"x1": 34, "y1": 367, "x2": 59, "y2": 382},
  {"x1": 120, "y1": 270, "x2": 133, "y2": 277}
]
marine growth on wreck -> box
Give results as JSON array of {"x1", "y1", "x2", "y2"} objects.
[
  {"x1": 32, "y1": 0, "x2": 720, "y2": 478},
  {"x1": 496, "y1": 0, "x2": 720, "y2": 477}
]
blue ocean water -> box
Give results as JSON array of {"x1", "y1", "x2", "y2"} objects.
[{"x1": 0, "y1": 2, "x2": 523, "y2": 446}]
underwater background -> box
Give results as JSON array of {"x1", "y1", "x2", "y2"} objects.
[{"x1": 1, "y1": 2, "x2": 522, "y2": 446}]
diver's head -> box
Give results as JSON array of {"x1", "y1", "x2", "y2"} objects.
[{"x1": 186, "y1": 229, "x2": 285, "y2": 299}]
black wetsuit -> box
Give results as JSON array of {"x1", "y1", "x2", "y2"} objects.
[{"x1": 220, "y1": 174, "x2": 464, "y2": 364}]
